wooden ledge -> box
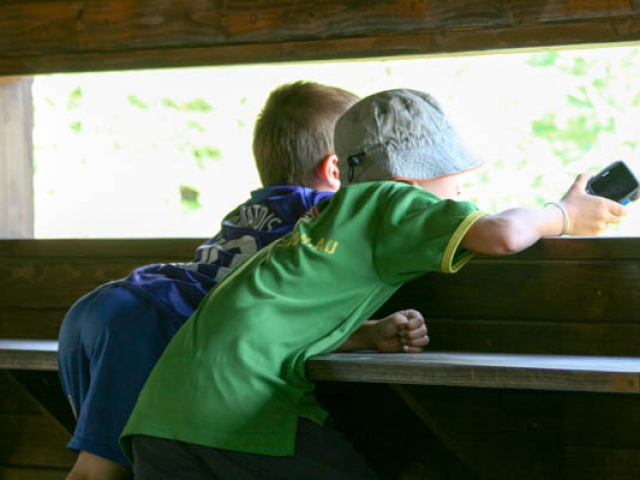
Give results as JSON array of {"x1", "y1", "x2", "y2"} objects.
[
  {"x1": 0, "y1": 339, "x2": 58, "y2": 371},
  {"x1": 4, "y1": 340, "x2": 640, "y2": 394},
  {"x1": 306, "y1": 352, "x2": 640, "y2": 394}
]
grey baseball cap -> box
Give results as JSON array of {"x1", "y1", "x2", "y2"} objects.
[{"x1": 335, "y1": 89, "x2": 480, "y2": 184}]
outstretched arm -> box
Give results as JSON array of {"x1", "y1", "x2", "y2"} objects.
[
  {"x1": 335, "y1": 309, "x2": 429, "y2": 353},
  {"x1": 461, "y1": 173, "x2": 626, "y2": 255}
]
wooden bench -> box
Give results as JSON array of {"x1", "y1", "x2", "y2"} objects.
[
  {"x1": 0, "y1": 238, "x2": 202, "y2": 478},
  {"x1": 310, "y1": 236, "x2": 640, "y2": 479},
  {"x1": 4, "y1": 340, "x2": 640, "y2": 393},
  {"x1": 3, "y1": 237, "x2": 640, "y2": 478}
]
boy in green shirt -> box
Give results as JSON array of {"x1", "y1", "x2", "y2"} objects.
[
  {"x1": 60, "y1": 80, "x2": 428, "y2": 480},
  {"x1": 121, "y1": 88, "x2": 625, "y2": 479}
]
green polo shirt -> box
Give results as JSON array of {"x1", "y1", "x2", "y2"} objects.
[{"x1": 121, "y1": 181, "x2": 485, "y2": 460}]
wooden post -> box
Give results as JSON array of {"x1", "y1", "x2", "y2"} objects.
[{"x1": 0, "y1": 77, "x2": 34, "y2": 238}]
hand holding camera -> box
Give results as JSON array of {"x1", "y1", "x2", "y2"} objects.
[{"x1": 586, "y1": 160, "x2": 640, "y2": 205}]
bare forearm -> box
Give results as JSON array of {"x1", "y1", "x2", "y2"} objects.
[
  {"x1": 462, "y1": 174, "x2": 626, "y2": 256},
  {"x1": 334, "y1": 321, "x2": 376, "y2": 352},
  {"x1": 462, "y1": 206, "x2": 563, "y2": 255}
]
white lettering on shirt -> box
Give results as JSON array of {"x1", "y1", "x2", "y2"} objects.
[{"x1": 240, "y1": 205, "x2": 283, "y2": 231}]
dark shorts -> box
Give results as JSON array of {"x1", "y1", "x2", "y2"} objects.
[
  {"x1": 58, "y1": 282, "x2": 185, "y2": 466},
  {"x1": 131, "y1": 418, "x2": 380, "y2": 480}
]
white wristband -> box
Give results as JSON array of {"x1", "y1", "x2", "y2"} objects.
[{"x1": 545, "y1": 202, "x2": 570, "y2": 236}]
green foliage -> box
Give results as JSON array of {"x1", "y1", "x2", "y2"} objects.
[
  {"x1": 192, "y1": 146, "x2": 221, "y2": 169},
  {"x1": 187, "y1": 120, "x2": 205, "y2": 132},
  {"x1": 526, "y1": 51, "x2": 558, "y2": 67},
  {"x1": 528, "y1": 50, "x2": 636, "y2": 167},
  {"x1": 70, "y1": 121, "x2": 82, "y2": 134},
  {"x1": 531, "y1": 113, "x2": 614, "y2": 162},
  {"x1": 184, "y1": 99, "x2": 213, "y2": 113},
  {"x1": 179, "y1": 185, "x2": 201, "y2": 210},
  {"x1": 67, "y1": 87, "x2": 82, "y2": 109},
  {"x1": 128, "y1": 95, "x2": 149, "y2": 109},
  {"x1": 161, "y1": 97, "x2": 213, "y2": 113},
  {"x1": 30, "y1": 50, "x2": 640, "y2": 238},
  {"x1": 161, "y1": 98, "x2": 178, "y2": 109}
]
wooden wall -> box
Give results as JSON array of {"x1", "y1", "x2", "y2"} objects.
[
  {"x1": 1, "y1": 1, "x2": 640, "y2": 76},
  {"x1": 0, "y1": 238, "x2": 201, "y2": 478},
  {"x1": 0, "y1": 238, "x2": 202, "y2": 339},
  {"x1": 377, "y1": 237, "x2": 640, "y2": 357}
]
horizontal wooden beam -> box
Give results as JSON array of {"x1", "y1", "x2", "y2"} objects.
[
  {"x1": 0, "y1": 237, "x2": 203, "y2": 259},
  {"x1": 2, "y1": 236, "x2": 638, "y2": 261},
  {"x1": 4, "y1": 340, "x2": 640, "y2": 394},
  {"x1": 0, "y1": 340, "x2": 58, "y2": 371},
  {"x1": 1, "y1": 1, "x2": 640, "y2": 75},
  {"x1": 3, "y1": 237, "x2": 640, "y2": 349},
  {"x1": 307, "y1": 351, "x2": 640, "y2": 394}
]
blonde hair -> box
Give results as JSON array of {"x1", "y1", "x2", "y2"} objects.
[{"x1": 252, "y1": 81, "x2": 359, "y2": 187}]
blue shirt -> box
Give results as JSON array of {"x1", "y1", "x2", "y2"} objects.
[{"x1": 121, "y1": 185, "x2": 334, "y2": 322}]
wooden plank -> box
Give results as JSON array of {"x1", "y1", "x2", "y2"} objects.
[
  {"x1": 0, "y1": 340, "x2": 58, "y2": 371},
  {"x1": 415, "y1": 319, "x2": 640, "y2": 356},
  {"x1": 0, "y1": 257, "x2": 177, "y2": 309},
  {"x1": 5, "y1": 340, "x2": 640, "y2": 395},
  {"x1": 4, "y1": 0, "x2": 638, "y2": 55},
  {"x1": 3, "y1": 237, "x2": 639, "y2": 315},
  {"x1": 1, "y1": 1, "x2": 640, "y2": 75},
  {"x1": 372, "y1": 239, "x2": 640, "y2": 356},
  {"x1": 0, "y1": 238, "x2": 203, "y2": 259},
  {"x1": 379, "y1": 261, "x2": 640, "y2": 324},
  {"x1": 0, "y1": 78, "x2": 34, "y2": 238},
  {"x1": 306, "y1": 352, "x2": 640, "y2": 393},
  {"x1": 0, "y1": 239, "x2": 205, "y2": 312},
  {"x1": 0, "y1": 237, "x2": 636, "y2": 260},
  {"x1": 508, "y1": 236, "x2": 640, "y2": 260},
  {"x1": 0, "y1": 310, "x2": 69, "y2": 339}
]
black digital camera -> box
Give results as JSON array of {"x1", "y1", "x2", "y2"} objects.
[{"x1": 586, "y1": 160, "x2": 640, "y2": 205}]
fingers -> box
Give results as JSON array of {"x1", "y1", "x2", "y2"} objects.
[
  {"x1": 606, "y1": 205, "x2": 626, "y2": 224},
  {"x1": 398, "y1": 309, "x2": 429, "y2": 351},
  {"x1": 373, "y1": 309, "x2": 429, "y2": 353},
  {"x1": 400, "y1": 327, "x2": 429, "y2": 349},
  {"x1": 403, "y1": 324, "x2": 428, "y2": 341},
  {"x1": 587, "y1": 197, "x2": 626, "y2": 234},
  {"x1": 400, "y1": 309, "x2": 424, "y2": 326},
  {"x1": 378, "y1": 309, "x2": 423, "y2": 336},
  {"x1": 561, "y1": 173, "x2": 629, "y2": 236}
]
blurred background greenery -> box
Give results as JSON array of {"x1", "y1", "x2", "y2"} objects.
[{"x1": 32, "y1": 43, "x2": 640, "y2": 238}]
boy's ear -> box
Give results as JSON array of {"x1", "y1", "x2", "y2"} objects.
[{"x1": 316, "y1": 154, "x2": 341, "y2": 191}]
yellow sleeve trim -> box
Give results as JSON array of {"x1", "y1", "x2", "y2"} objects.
[{"x1": 441, "y1": 210, "x2": 488, "y2": 274}]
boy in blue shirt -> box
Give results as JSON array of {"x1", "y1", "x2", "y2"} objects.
[
  {"x1": 121, "y1": 88, "x2": 625, "y2": 479},
  {"x1": 58, "y1": 82, "x2": 429, "y2": 480}
]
